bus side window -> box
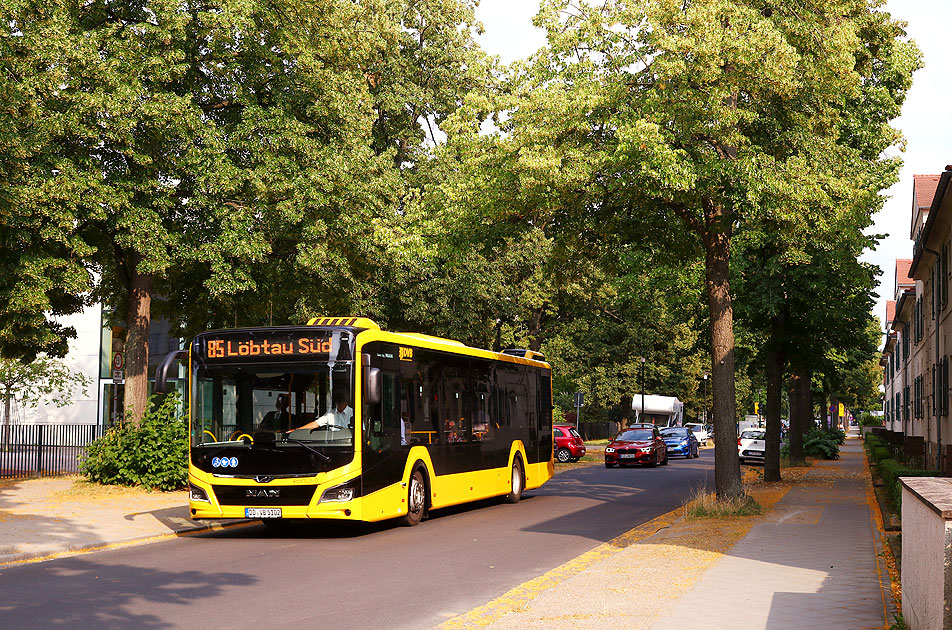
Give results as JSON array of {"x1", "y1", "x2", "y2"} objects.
[
  {"x1": 492, "y1": 365, "x2": 509, "y2": 428},
  {"x1": 473, "y1": 362, "x2": 493, "y2": 441}
]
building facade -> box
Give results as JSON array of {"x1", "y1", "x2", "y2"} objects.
[{"x1": 883, "y1": 170, "x2": 952, "y2": 471}]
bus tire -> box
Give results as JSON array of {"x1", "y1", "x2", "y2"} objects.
[
  {"x1": 402, "y1": 468, "x2": 426, "y2": 527},
  {"x1": 505, "y1": 457, "x2": 524, "y2": 504}
]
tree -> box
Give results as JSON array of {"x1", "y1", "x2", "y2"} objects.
[
  {"x1": 513, "y1": 0, "x2": 919, "y2": 498},
  {"x1": 0, "y1": 356, "x2": 91, "y2": 447},
  {"x1": 0, "y1": 0, "x2": 398, "y2": 418}
]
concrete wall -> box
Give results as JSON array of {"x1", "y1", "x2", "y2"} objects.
[{"x1": 901, "y1": 477, "x2": 952, "y2": 629}]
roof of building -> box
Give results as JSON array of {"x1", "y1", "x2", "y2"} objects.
[
  {"x1": 885, "y1": 300, "x2": 896, "y2": 328},
  {"x1": 910, "y1": 168, "x2": 952, "y2": 278},
  {"x1": 895, "y1": 260, "x2": 914, "y2": 288},
  {"x1": 914, "y1": 174, "x2": 941, "y2": 209}
]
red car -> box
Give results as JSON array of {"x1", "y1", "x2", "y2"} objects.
[
  {"x1": 604, "y1": 426, "x2": 668, "y2": 467},
  {"x1": 553, "y1": 425, "x2": 586, "y2": 463}
]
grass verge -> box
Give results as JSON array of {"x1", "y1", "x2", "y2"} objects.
[{"x1": 683, "y1": 488, "x2": 763, "y2": 518}]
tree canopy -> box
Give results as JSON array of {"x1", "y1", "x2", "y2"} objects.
[{"x1": 0, "y1": 0, "x2": 914, "y2": 468}]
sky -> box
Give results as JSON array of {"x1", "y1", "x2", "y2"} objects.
[{"x1": 473, "y1": 0, "x2": 952, "y2": 330}]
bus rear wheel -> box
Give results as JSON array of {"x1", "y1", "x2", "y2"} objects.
[
  {"x1": 505, "y1": 458, "x2": 524, "y2": 504},
  {"x1": 402, "y1": 468, "x2": 426, "y2": 527}
]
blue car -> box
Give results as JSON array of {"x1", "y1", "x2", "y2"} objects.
[{"x1": 660, "y1": 427, "x2": 699, "y2": 459}]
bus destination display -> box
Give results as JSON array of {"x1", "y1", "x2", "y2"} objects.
[{"x1": 200, "y1": 330, "x2": 335, "y2": 362}]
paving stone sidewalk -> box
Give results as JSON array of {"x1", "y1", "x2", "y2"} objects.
[{"x1": 650, "y1": 437, "x2": 893, "y2": 630}]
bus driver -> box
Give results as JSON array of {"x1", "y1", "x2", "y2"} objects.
[{"x1": 298, "y1": 390, "x2": 353, "y2": 430}]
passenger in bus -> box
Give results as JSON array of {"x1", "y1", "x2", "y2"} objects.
[
  {"x1": 298, "y1": 390, "x2": 353, "y2": 430},
  {"x1": 259, "y1": 394, "x2": 293, "y2": 432},
  {"x1": 444, "y1": 419, "x2": 464, "y2": 443},
  {"x1": 473, "y1": 407, "x2": 491, "y2": 436}
]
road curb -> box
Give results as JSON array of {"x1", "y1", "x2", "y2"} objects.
[{"x1": 0, "y1": 518, "x2": 256, "y2": 567}]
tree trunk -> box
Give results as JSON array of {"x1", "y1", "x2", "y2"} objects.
[
  {"x1": 124, "y1": 269, "x2": 153, "y2": 422},
  {"x1": 831, "y1": 395, "x2": 840, "y2": 432},
  {"x1": 764, "y1": 315, "x2": 785, "y2": 482},
  {"x1": 527, "y1": 306, "x2": 545, "y2": 353},
  {"x1": 704, "y1": 210, "x2": 744, "y2": 500},
  {"x1": 787, "y1": 367, "x2": 812, "y2": 465}
]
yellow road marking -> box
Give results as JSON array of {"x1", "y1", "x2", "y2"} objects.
[{"x1": 438, "y1": 506, "x2": 684, "y2": 629}]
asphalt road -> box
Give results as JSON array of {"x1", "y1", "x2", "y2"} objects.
[{"x1": 0, "y1": 451, "x2": 714, "y2": 630}]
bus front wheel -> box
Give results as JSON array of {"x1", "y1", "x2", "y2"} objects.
[
  {"x1": 505, "y1": 458, "x2": 524, "y2": 504},
  {"x1": 402, "y1": 468, "x2": 426, "y2": 527}
]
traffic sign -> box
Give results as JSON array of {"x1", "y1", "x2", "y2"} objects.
[
  {"x1": 112, "y1": 369, "x2": 124, "y2": 384},
  {"x1": 574, "y1": 392, "x2": 584, "y2": 408},
  {"x1": 112, "y1": 352, "x2": 124, "y2": 370}
]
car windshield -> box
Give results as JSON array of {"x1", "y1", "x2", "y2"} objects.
[
  {"x1": 661, "y1": 428, "x2": 688, "y2": 437},
  {"x1": 569, "y1": 428, "x2": 582, "y2": 439},
  {"x1": 686, "y1": 424, "x2": 704, "y2": 432},
  {"x1": 617, "y1": 429, "x2": 654, "y2": 441},
  {"x1": 741, "y1": 430, "x2": 765, "y2": 440}
]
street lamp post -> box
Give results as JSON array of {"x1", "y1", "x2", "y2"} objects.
[
  {"x1": 640, "y1": 356, "x2": 646, "y2": 424},
  {"x1": 703, "y1": 372, "x2": 709, "y2": 424}
]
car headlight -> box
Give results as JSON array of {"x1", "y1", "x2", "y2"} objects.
[
  {"x1": 605, "y1": 447, "x2": 615, "y2": 453},
  {"x1": 189, "y1": 483, "x2": 210, "y2": 503},
  {"x1": 680, "y1": 439, "x2": 689, "y2": 445},
  {"x1": 640, "y1": 447, "x2": 651, "y2": 453}
]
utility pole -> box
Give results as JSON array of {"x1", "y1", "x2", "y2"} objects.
[{"x1": 640, "y1": 356, "x2": 646, "y2": 424}]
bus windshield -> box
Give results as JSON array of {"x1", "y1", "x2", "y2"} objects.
[{"x1": 192, "y1": 363, "x2": 355, "y2": 449}]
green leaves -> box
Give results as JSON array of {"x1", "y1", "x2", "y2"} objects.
[{"x1": 80, "y1": 394, "x2": 188, "y2": 490}]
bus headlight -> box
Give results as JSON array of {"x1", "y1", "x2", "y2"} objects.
[
  {"x1": 320, "y1": 478, "x2": 361, "y2": 503},
  {"x1": 189, "y1": 483, "x2": 210, "y2": 503}
]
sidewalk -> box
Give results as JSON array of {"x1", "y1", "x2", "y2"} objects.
[
  {"x1": 0, "y1": 476, "x2": 238, "y2": 565},
  {"x1": 444, "y1": 431, "x2": 896, "y2": 629},
  {"x1": 0, "y1": 433, "x2": 896, "y2": 630}
]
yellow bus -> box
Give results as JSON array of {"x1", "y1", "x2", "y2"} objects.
[{"x1": 155, "y1": 317, "x2": 555, "y2": 527}]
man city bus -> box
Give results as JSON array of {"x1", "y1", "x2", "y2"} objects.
[{"x1": 155, "y1": 317, "x2": 554, "y2": 527}]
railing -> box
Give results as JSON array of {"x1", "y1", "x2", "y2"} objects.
[{"x1": 0, "y1": 424, "x2": 104, "y2": 480}]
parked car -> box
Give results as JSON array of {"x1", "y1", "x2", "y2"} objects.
[
  {"x1": 684, "y1": 423, "x2": 709, "y2": 446},
  {"x1": 660, "y1": 426, "x2": 700, "y2": 458},
  {"x1": 738, "y1": 429, "x2": 766, "y2": 464},
  {"x1": 604, "y1": 426, "x2": 668, "y2": 468},
  {"x1": 553, "y1": 425, "x2": 586, "y2": 463}
]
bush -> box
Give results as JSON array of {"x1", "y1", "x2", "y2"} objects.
[
  {"x1": 879, "y1": 457, "x2": 941, "y2": 510},
  {"x1": 871, "y1": 446, "x2": 890, "y2": 465},
  {"x1": 826, "y1": 428, "x2": 846, "y2": 445},
  {"x1": 782, "y1": 428, "x2": 843, "y2": 460},
  {"x1": 80, "y1": 394, "x2": 188, "y2": 491},
  {"x1": 856, "y1": 412, "x2": 884, "y2": 428},
  {"x1": 865, "y1": 433, "x2": 882, "y2": 449}
]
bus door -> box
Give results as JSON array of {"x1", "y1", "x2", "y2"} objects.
[
  {"x1": 472, "y1": 361, "x2": 505, "y2": 470},
  {"x1": 362, "y1": 347, "x2": 406, "y2": 495},
  {"x1": 438, "y1": 355, "x2": 478, "y2": 475}
]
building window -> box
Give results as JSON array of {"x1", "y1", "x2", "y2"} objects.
[{"x1": 942, "y1": 243, "x2": 950, "y2": 310}]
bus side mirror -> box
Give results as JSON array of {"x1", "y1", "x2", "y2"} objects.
[
  {"x1": 155, "y1": 350, "x2": 188, "y2": 394},
  {"x1": 365, "y1": 367, "x2": 381, "y2": 405}
]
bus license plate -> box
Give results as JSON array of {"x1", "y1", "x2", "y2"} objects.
[{"x1": 246, "y1": 508, "x2": 282, "y2": 518}]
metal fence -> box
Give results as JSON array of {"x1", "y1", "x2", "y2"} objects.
[{"x1": 0, "y1": 424, "x2": 104, "y2": 480}]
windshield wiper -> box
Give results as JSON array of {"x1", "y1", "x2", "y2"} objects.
[{"x1": 281, "y1": 437, "x2": 331, "y2": 462}]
